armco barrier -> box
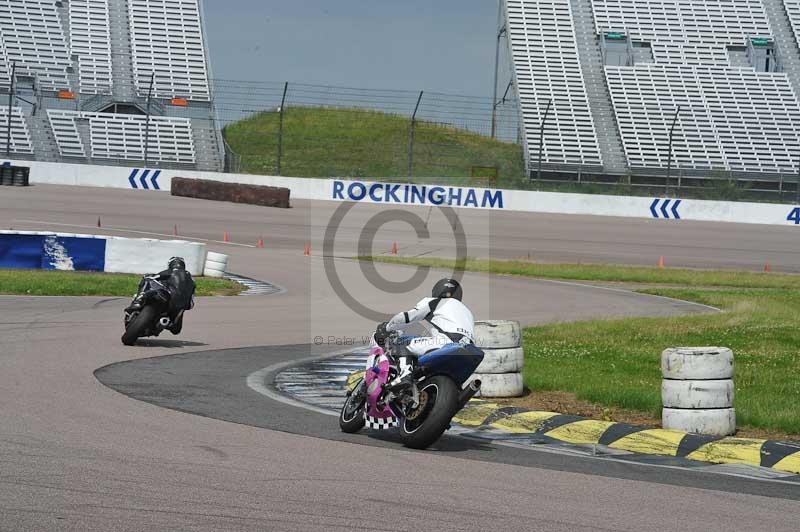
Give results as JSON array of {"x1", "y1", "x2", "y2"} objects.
[
  {"x1": 0, "y1": 231, "x2": 206, "y2": 275},
  {"x1": 5, "y1": 158, "x2": 800, "y2": 227}
]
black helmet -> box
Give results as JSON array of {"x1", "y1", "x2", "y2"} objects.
[
  {"x1": 168, "y1": 257, "x2": 186, "y2": 270},
  {"x1": 432, "y1": 278, "x2": 462, "y2": 300},
  {"x1": 374, "y1": 321, "x2": 390, "y2": 347}
]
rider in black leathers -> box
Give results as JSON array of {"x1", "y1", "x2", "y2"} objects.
[{"x1": 132, "y1": 256, "x2": 196, "y2": 334}]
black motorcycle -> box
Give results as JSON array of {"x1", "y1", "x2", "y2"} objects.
[{"x1": 121, "y1": 276, "x2": 185, "y2": 346}]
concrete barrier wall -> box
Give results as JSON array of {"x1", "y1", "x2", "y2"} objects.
[
  {"x1": 4, "y1": 157, "x2": 800, "y2": 227},
  {"x1": 0, "y1": 230, "x2": 206, "y2": 275},
  {"x1": 104, "y1": 237, "x2": 206, "y2": 275}
]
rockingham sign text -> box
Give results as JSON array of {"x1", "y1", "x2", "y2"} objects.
[{"x1": 331, "y1": 180, "x2": 504, "y2": 209}]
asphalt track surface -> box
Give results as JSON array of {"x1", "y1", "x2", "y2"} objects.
[{"x1": 1, "y1": 185, "x2": 799, "y2": 531}]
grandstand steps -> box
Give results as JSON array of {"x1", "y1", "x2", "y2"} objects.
[
  {"x1": 569, "y1": 0, "x2": 629, "y2": 174},
  {"x1": 762, "y1": 0, "x2": 800, "y2": 95},
  {"x1": 27, "y1": 112, "x2": 60, "y2": 163},
  {"x1": 74, "y1": 119, "x2": 93, "y2": 164},
  {"x1": 55, "y1": 0, "x2": 79, "y2": 93},
  {"x1": 108, "y1": 0, "x2": 136, "y2": 102},
  {"x1": 192, "y1": 119, "x2": 224, "y2": 172}
]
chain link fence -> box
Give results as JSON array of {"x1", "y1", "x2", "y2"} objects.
[{"x1": 213, "y1": 80, "x2": 525, "y2": 187}]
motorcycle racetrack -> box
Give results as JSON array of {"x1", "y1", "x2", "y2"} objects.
[{"x1": 2, "y1": 185, "x2": 799, "y2": 531}]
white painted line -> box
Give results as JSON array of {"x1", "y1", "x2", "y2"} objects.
[
  {"x1": 14, "y1": 219, "x2": 256, "y2": 248},
  {"x1": 245, "y1": 348, "x2": 356, "y2": 418},
  {"x1": 536, "y1": 277, "x2": 723, "y2": 313}
]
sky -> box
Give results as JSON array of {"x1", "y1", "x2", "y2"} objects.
[{"x1": 202, "y1": 0, "x2": 503, "y2": 98}]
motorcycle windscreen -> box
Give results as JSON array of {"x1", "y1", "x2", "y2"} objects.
[{"x1": 418, "y1": 343, "x2": 484, "y2": 386}]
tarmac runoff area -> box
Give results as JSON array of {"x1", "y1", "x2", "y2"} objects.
[{"x1": 1, "y1": 184, "x2": 800, "y2": 531}]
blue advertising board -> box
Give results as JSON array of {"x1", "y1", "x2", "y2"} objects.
[{"x1": 0, "y1": 234, "x2": 106, "y2": 271}]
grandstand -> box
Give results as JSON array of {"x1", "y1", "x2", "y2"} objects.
[
  {"x1": 0, "y1": 0, "x2": 221, "y2": 171},
  {"x1": 503, "y1": 0, "x2": 800, "y2": 192}
]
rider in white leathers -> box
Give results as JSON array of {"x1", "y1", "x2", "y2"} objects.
[{"x1": 376, "y1": 279, "x2": 474, "y2": 384}]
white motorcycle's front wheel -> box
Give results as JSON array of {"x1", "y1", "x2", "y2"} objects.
[{"x1": 339, "y1": 379, "x2": 366, "y2": 433}]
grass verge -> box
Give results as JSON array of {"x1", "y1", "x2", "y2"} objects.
[
  {"x1": 223, "y1": 107, "x2": 526, "y2": 184},
  {"x1": 361, "y1": 256, "x2": 800, "y2": 289},
  {"x1": 361, "y1": 256, "x2": 800, "y2": 437},
  {"x1": 0, "y1": 270, "x2": 243, "y2": 297}
]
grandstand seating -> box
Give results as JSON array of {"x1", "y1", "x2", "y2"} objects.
[
  {"x1": 69, "y1": 0, "x2": 113, "y2": 94},
  {"x1": 606, "y1": 64, "x2": 800, "y2": 173},
  {"x1": 0, "y1": 36, "x2": 10, "y2": 89},
  {"x1": 783, "y1": 1, "x2": 800, "y2": 49},
  {"x1": 128, "y1": 0, "x2": 211, "y2": 101},
  {"x1": 506, "y1": 0, "x2": 603, "y2": 166},
  {"x1": 47, "y1": 110, "x2": 196, "y2": 164},
  {"x1": 652, "y1": 45, "x2": 732, "y2": 67},
  {"x1": 47, "y1": 110, "x2": 87, "y2": 158},
  {"x1": 592, "y1": 0, "x2": 772, "y2": 45},
  {"x1": 0, "y1": 0, "x2": 71, "y2": 91},
  {"x1": 592, "y1": 0, "x2": 774, "y2": 72},
  {"x1": 0, "y1": 106, "x2": 33, "y2": 154}
]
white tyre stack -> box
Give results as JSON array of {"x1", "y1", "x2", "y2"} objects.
[
  {"x1": 661, "y1": 347, "x2": 735, "y2": 436},
  {"x1": 472, "y1": 320, "x2": 524, "y2": 397},
  {"x1": 203, "y1": 251, "x2": 229, "y2": 278}
]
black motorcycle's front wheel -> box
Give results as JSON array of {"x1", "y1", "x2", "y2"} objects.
[
  {"x1": 339, "y1": 378, "x2": 366, "y2": 433},
  {"x1": 399, "y1": 375, "x2": 458, "y2": 450},
  {"x1": 121, "y1": 305, "x2": 158, "y2": 346}
]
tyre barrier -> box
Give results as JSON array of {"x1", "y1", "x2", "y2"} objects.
[
  {"x1": 204, "y1": 251, "x2": 229, "y2": 278},
  {"x1": 0, "y1": 164, "x2": 30, "y2": 186},
  {"x1": 662, "y1": 347, "x2": 734, "y2": 380},
  {"x1": 473, "y1": 320, "x2": 524, "y2": 397},
  {"x1": 473, "y1": 373, "x2": 524, "y2": 398},
  {"x1": 661, "y1": 347, "x2": 736, "y2": 436},
  {"x1": 474, "y1": 320, "x2": 521, "y2": 349},
  {"x1": 474, "y1": 346, "x2": 524, "y2": 374}
]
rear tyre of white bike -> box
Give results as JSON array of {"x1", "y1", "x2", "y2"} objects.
[{"x1": 399, "y1": 375, "x2": 458, "y2": 450}]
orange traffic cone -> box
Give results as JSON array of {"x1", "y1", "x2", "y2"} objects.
[
  {"x1": 256, "y1": 237, "x2": 265, "y2": 248},
  {"x1": 391, "y1": 241, "x2": 398, "y2": 255},
  {"x1": 223, "y1": 231, "x2": 230, "y2": 243},
  {"x1": 764, "y1": 262, "x2": 772, "y2": 273},
  {"x1": 96, "y1": 217, "x2": 102, "y2": 228},
  {"x1": 173, "y1": 224, "x2": 178, "y2": 236},
  {"x1": 658, "y1": 256, "x2": 665, "y2": 269},
  {"x1": 303, "y1": 242, "x2": 311, "y2": 256}
]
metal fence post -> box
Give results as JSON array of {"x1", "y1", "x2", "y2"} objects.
[
  {"x1": 665, "y1": 105, "x2": 681, "y2": 195},
  {"x1": 143, "y1": 72, "x2": 155, "y2": 167},
  {"x1": 536, "y1": 99, "x2": 552, "y2": 182},
  {"x1": 277, "y1": 81, "x2": 288, "y2": 176},
  {"x1": 491, "y1": 1, "x2": 507, "y2": 140},
  {"x1": 408, "y1": 90, "x2": 423, "y2": 179},
  {"x1": 6, "y1": 62, "x2": 16, "y2": 157},
  {"x1": 796, "y1": 150, "x2": 800, "y2": 204}
]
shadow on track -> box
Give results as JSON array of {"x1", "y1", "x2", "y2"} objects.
[
  {"x1": 133, "y1": 339, "x2": 209, "y2": 348},
  {"x1": 366, "y1": 431, "x2": 495, "y2": 453}
]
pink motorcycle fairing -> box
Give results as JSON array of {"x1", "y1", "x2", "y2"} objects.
[{"x1": 363, "y1": 345, "x2": 398, "y2": 429}]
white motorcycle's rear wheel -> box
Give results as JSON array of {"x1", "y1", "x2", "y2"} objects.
[{"x1": 399, "y1": 375, "x2": 458, "y2": 450}]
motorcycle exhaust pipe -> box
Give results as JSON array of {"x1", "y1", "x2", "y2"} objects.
[
  {"x1": 456, "y1": 379, "x2": 481, "y2": 410},
  {"x1": 158, "y1": 317, "x2": 171, "y2": 328}
]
